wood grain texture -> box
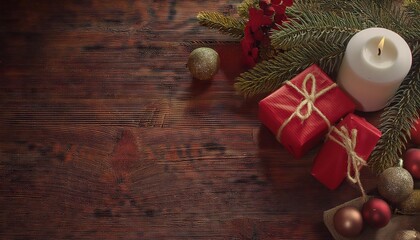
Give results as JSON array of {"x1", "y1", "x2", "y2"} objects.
[{"x1": 0, "y1": 1, "x2": 385, "y2": 239}]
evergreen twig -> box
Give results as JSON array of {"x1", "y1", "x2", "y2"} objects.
[
  {"x1": 234, "y1": 42, "x2": 345, "y2": 97},
  {"x1": 237, "y1": 0, "x2": 257, "y2": 19},
  {"x1": 286, "y1": 0, "x2": 321, "y2": 18},
  {"x1": 369, "y1": 43, "x2": 420, "y2": 173},
  {"x1": 345, "y1": 0, "x2": 418, "y2": 42},
  {"x1": 270, "y1": 12, "x2": 370, "y2": 50},
  {"x1": 197, "y1": 11, "x2": 245, "y2": 39},
  {"x1": 404, "y1": 0, "x2": 420, "y2": 18}
]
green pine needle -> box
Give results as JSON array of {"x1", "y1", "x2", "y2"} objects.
[
  {"x1": 237, "y1": 0, "x2": 258, "y2": 19},
  {"x1": 234, "y1": 42, "x2": 345, "y2": 97},
  {"x1": 405, "y1": 0, "x2": 420, "y2": 18},
  {"x1": 346, "y1": 0, "x2": 418, "y2": 42},
  {"x1": 369, "y1": 43, "x2": 420, "y2": 174},
  {"x1": 197, "y1": 11, "x2": 245, "y2": 39},
  {"x1": 270, "y1": 12, "x2": 370, "y2": 50},
  {"x1": 286, "y1": 0, "x2": 322, "y2": 16}
]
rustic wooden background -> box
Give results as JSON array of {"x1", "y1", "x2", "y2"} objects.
[{"x1": 0, "y1": 1, "x2": 388, "y2": 239}]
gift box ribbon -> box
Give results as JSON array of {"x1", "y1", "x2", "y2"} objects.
[
  {"x1": 276, "y1": 73, "x2": 337, "y2": 142},
  {"x1": 328, "y1": 125, "x2": 367, "y2": 200}
]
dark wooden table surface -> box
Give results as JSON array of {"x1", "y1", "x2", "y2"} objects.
[{"x1": 0, "y1": 1, "x2": 382, "y2": 239}]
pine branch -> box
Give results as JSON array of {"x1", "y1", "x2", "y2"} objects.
[
  {"x1": 369, "y1": 43, "x2": 420, "y2": 174},
  {"x1": 286, "y1": 0, "x2": 322, "y2": 18},
  {"x1": 300, "y1": 0, "x2": 356, "y2": 13},
  {"x1": 404, "y1": 0, "x2": 420, "y2": 17},
  {"x1": 234, "y1": 42, "x2": 345, "y2": 97},
  {"x1": 237, "y1": 0, "x2": 257, "y2": 19},
  {"x1": 402, "y1": 1, "x2": 420, "y2": 45},
  {"x1": 340, "y1": 0, "x2": 419, "y2": 42},
  {"x1": 315, "y1": 0, "x2": 395, "y2": 16},
  {"x1": 312, "y1": 0, "x2": 419, "y2": 41},
  {"x1": 197, "y1": 11, "x2": 245, "y2": 39},
  {"x1": 270, "y1": 12, "x2": 369, "y2": 50}
]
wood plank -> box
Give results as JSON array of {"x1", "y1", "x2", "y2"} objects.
[
  {"x1": 0, "y1": 0, "x2": 397, "y2": 239},
  {"x1": 0, "y1": 126, "x2": 378, "y2": 239}
]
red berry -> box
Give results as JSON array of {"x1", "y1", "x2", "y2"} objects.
[
  {"x1": 259, "y1": 0, "x2": 271, "y2": 9},
  {"x1": 264, "y1": 6, "x2": 275, "y2": 16}
]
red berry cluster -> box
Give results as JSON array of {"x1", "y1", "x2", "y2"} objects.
[
  {"x1": 259, "y1": 0, "x2": 292, "y2": 25},
  {"x1": 241, "y1": 0, "x2": 293, "y2": 67}
]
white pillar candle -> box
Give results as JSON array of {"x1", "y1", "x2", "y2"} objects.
[{"x1": 337, "y1": 27, "x2": 412, "y2": 112}]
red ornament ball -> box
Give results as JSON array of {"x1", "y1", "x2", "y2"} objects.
[
  {"x1": 362, "y1": 198, "x2": 392, "y2": 228},
  {"x1": 333, "y1": 206, "x2": 363, "y2": 237},
  {"x1": 410, "y1": 118, "x2": 420, "y2": 145},
  {"x1": 404, "y1": 148, "x2": 420, "y2": 179}
]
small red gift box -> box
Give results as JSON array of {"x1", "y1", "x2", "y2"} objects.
[
  {"x1": 311, "y1": 113, "x2": 382, "y2": 190},
  {"x1": 259, "y1": 64, "x2": 355, "y2": 158}
]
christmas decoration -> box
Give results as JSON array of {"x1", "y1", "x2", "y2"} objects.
[
  {"x1": 198, "y1": 0, "x2": 291, "y2": 68},
  {"x1": 336, "y1": 27, "x2": 412, "y2": 112},
  {"x1": 410, "y1": 118, "x2": 420, "y2": 145},
  {"x1": 378, "y1": 167, "x2": 414, "y2": 203},
  {"x1": 325, "y1": 196, "x2": 420, "y2": 240},
  {"x1": 333, "y1": 206, "x2": 363, "y2": 238},
  {"x1": 404, "y1": 148, "x2": 420, "y2": 179},
  {"x1": 361, "y1": 198, "x2": 391, "y2": 229},
  {"x1": 258, "y1": 64, "x2": 355, "y2": 158},
  {"x1": 311, "y1": 113, "x2": 380, "y2": 190},
  {"x1": 393, "y1": 230, "x2": 420, "y2": 240},
  {"x1": 197, "y1": 1, "x2": 420, "y2": 239},
  {"x1": 240, "y1": 8, "x2": 273, "y2": 67},
  {"x1": 197, "y1": 0, "x2": 420, "y2": 173},
  {"x1": 396, "y1": 190, "x2": 420, "y2": 215},
  {"x1": 187, "y1": 47, "x2": 220, "y2": 81}
]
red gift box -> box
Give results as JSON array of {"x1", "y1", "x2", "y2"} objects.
[
  {"x1": 259, "y1": 64, "x2": 355, "y2": 158},
  {"x1": 311, "y1": 113, "x2": 382, "y2": 190}
]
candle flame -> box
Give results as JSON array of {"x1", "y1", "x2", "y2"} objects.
[{"x1": 378, "y1": 37, "x2": 385, "y2": 56}]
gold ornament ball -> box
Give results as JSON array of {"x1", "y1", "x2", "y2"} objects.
[
  {"x1": 397, "y1": 190, "x2": 420, "y2": 214},
  {"x1": 187, "y1": 47, "x2": 220, "y2": 81},
  {"x1": 378, "y1": 167, "x2": 414, "y2": 203},
  {"x1": 393, "y1": 230, "x2": 420, "y2": 240}
]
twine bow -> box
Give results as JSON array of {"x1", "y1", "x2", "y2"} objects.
[
  {"x1": 276, "y1": 73, "x2": 337, "y2": 142},
  {"x1": 328, "y1": 126, "x2": 368, "y2": 201}
]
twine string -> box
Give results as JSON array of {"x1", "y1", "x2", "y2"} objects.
[
  {"x1": 328, "y1": 126, "x2": 368, "y2": 201},
  {"x1": 276, "y1": 73, "x2": 337, "y2": 142}
]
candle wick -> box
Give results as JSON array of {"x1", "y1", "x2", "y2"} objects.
[{"x1": 378, "y1": 48, "x2": 381, "y2": 56}]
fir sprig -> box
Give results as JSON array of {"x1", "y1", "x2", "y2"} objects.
[
  {"x1": 285, "y1": 0, "x2": 320, "y2": 18},
  {"x1": 270, "y1": 12, "x2": 370, "y2": 50},
  {"x1": 197, "y1": 11, "x2": 245, "y2": 39},
  {"x1": 405, "y1": 0, "x2": 420, "y2": 17},
  {"x1": 369, "y1": 43, "x2": 420, "y2": 173},
  {"x1": 237, "y1": 0, "x2": 258, "y2": 19},
  {"x1": 234, "y1": 42, "x2": 345, "y2": 97},
  {"x1": 346, "y1": 0, "x2": 417, "y2": 42}
]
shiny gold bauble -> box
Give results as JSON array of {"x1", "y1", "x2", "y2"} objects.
[
  {"x1": 397, "y1": 190, "x2": 420, "y2": 214},
  {"x1": 378, "y1": 167, "x2": 414, "y2": 203},
  {"x1": 187, "y1": 47, "x2": 220, "y2": 81},
  {"x1": 393, "y1": 230, "x2": 420, "y2": 240}
]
